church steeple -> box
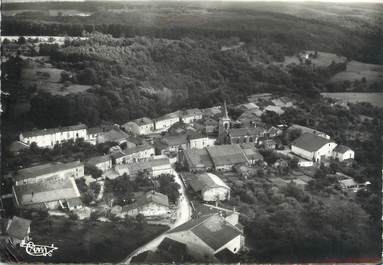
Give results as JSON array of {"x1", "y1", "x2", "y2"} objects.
[
  {"x1": 218, "y1": 100, "x2": 231, "y2": 145},
  {"x1": 223, "y1": 100, "x2": 229, "y2": 119}
]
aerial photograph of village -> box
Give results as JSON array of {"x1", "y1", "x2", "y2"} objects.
[{"x1": 0, "y1": 0, "x2": 382, "y2": 264}]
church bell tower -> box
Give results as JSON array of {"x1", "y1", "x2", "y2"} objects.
[{"x1": 218, "y1": 101, "x2": 231, "y2": 144}]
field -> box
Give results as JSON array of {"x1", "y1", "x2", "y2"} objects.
[
  {"x1": 280, "y1": 51, "x2": 347, "y2": 68},
  {"x1": 330, "y1": 60, "x2": 383, "y2": 84},
  {"x1": 321, "y1": 92, "x2": 383, "y2": 108},
  {"x1": 22, "y1": 216, "x2": 168, "y2": 263}
]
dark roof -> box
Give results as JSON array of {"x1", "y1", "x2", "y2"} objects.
[
  {"x1": 158, "y1": 237, "x2": 187, "y2": 255},
  {"x1": 333, "y1": 144, "x2": 352, "y2": 154},
  {"x1": 132, "y1": 117, "x2": 153, "y2": 126},
  {"x1": 15, "y1": 161, "x2": 83, "y2": 181},
  {"x1": 86, "y1": 155, "x2": 111, "y2": 166},
  {"x1": 22, "y1": 123, "x2": 87, "y2": 138},
  {"x1": 168, "y1": 214, "x2": 212, "y2": 234},
  {"x1": 163, "y1": 134, "x2": 188, "y2": 146},
  {"x1": 183, "y1": 148, "x2": 214, "y2": 169},
  {"x1": 292, "y1": 133, "x2": 334, "y2": 152},
  {"x1": 6, "y1": 216, "x2": 31, "y2": 240},
  {"x1": 123, "y1": 191, "x2": 169, "y2": 211},
  {"x1": 206, "y1": 145, "x2": 248, "y2": 167},
  {"x1": 190, "y1": 214, "x2": 242, "y2": 251},
  {"x1": 124, "y1": 144, "x2": 154, "y2": 155}
]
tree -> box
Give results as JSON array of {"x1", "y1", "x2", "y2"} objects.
[
  {"x1": 17, "y1": 36, "x2": 26, "y2": 45},
  {"x1": 135, "y1": 213, "x2": 145, "y2": 229},
  {"x1": 85, "y1": 164, "x2": 103, "y2": 179}
]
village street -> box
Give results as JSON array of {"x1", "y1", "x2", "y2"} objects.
[{"x1": 122, "y1": 169, "x2": 192, "y2": 264}]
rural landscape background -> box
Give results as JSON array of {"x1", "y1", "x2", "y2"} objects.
[{"x1": 1, "y1": 0, "x2": 382, "y2": 264}]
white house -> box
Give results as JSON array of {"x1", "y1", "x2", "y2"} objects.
[
  {"x1": 85, "y1": 155, "x2": 112, "y2": 172},
  {"x1": 166, "y1": 213, "x2": 244, "y2": 262},
  {"x1": 124, "y1": 144, "x2": 155, "y2": 163},
  {"x1": 122, "y1": 191, "x2": 170, "y2": 217},
  {"x1": 122, "y1": 117, "x2": 154, "y2": 135},
  {"x1": 14, "y1": 161, "x2": 84, "y2": 186},
  {"x1": 115, "y1": 157, "x2": 173, "y2": 178},
  {"x1": 188, "y1": 173, "x2": 230, "y2": 201},
  {"x1": 187, "y1": 132, "x2": 215, "y2": 149},
  {"x1": 155, "y1": 112, "x2": 180, "y2": 132},
  {"x1": 19, "y1": 123, "x2": 87, "y2": 148},
  {"x1": 291, "y1": 133, "x2": 337, "y2": 162},
  {"x1": 182, "y1": 109, "x2": 203, "y2": 124},
  {"x1": 332, "y1": 145, "x2": 355, "y2": 161}
]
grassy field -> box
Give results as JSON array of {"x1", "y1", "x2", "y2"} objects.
[
  {"x1": 330, "y1": 60, "x2": 383, "y2": 84},
  {"x1": 22, "y1": 216, "x2": 168, "y2": 263},
  {"x1": 321, "y1": 92, "x2": 383, "y2": 108}
]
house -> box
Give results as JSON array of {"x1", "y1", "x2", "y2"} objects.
[
  {"x1": 122, "y1": 144, "x2": 155, "y2": 163},
  {"x1": 204, "y1": 118, "x2": 219, "y2": 134},
  {"x1": 86, "y1": 127, "x2": 104, "y2": 145},
  {"x1": 264, "y1": 105, "x2": 285, "y2": 115},
  {"x1": 155, "y1": 112, "x2": 180, "y2": 132},
  {"x1": 122, "y1": 191, "x2": 169, "y2": 217},
  {"x1": 187, "y1": 132, "x2": 215, "y2": 149},
  {"x1": 6, "y1": 216, "x2": 31, "y2": 245},
  {"x1": 187, "y1": 173, "x2": 230, "y2": 201},
  {"x1": 14, "y1": 161, "x2": 84, "y2": 186},
  {"x1": 240, "y1": 143, "x2": 263, "y2": 165},
  {"x1": 19, "y1": 123, "x2": 87, "y2": 148},
  {"x1": 332, "y1": 145, "x2": 355, "y2": 161},
  {"x1": 96, "y1": 127, "x2": 133, "y2": 145},
  {"x1": 182, "y1": 109, "x2": 203, "y2": 124},
  {"x1": 13, "y1": 176, "x2": 82, "y2": 210},
  {"x1": 335, "y1": 173, "x2": 370, "y2": 192},
  {"x1": 291, "y1": 133, "x2": 337, "y2": 162},
  {"x1": 166, "y1": 213, "x2": 244, "y2": 262},
  {"x1": 122, "y1": 117, "x2": 154, "y2": 135},
  {"x1": 266, "y1": 126, "x2": 283, "y2": 138},
  {"x1": 157, "y1": 134, "x2": 188, "y2": 154},
  {"x1": 289, "y1": 124, "x2": 331, "y2": 140},
  {"x1": 85, "y1": 155, "x2": 112, "y2": 172},
  {"x1": 115, "y1": 157, "x2": 173, "y2": 178},
  {"x1": 206, "y1": 144, "x2": 249, "y2": 171},
  {"x1": 181, "y1": 148, "x2": 214, "y2": 172}
]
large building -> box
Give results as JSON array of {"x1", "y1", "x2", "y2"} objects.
[
  {"x1": 182, "y1": 144, "x2": 249, "y2": 172},
  {"x1": 122, "y1": 191, "x2": 170, "y2": 217},
  {"x1": 13, "y1": 176, "x2": 82, "y2": 210},
  {"x1": 155, "y1": 112, "x2": 180, "y2": 132},
  {"x1": 206, "y1": 145, "x2": 249, "y2": 171},
  {"x1": 19, "y1": 124, "x2": 87, "y2": 148},
  {"x1": 14, "y1": 161, "x2": 84, "y2": 186},
  {"x1": 291, "y1": 133, "x2": 337, "y2": 162},
  {"x1": 85, "y1": 155, "x2": 112, "y2": 172},
  {"x1": 181, "y1": 109, "x2": 203, "y2": 124},
  {"x1": 187, "y1": 173, "x2": 230, "y2": 201},
  {"x1": 115, "y1": 157, "x2": 173, "y2": 178},
  {"x1": 166, "y1": 214, "x2": 244, "y2": 262},
  {"x1": 113, "y1": 144, "x2": 155, "y2": 165},
  {"x1": 122, "y1": 117, "x2": 154, "y2": 135}
]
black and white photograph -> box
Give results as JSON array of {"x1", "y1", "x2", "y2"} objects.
[{"x1": 0, "y1": 0, "x2": 382, "y2": 263}]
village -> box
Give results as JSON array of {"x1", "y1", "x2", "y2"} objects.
[{"x1": 0, "y1": 87, "x2": 366, "y2": 263}]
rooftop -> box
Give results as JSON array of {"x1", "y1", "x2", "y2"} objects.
[
  {"x1": 6, "y1": 216, "x2": 31, "y2": 240},
  {"x1": 13, "y1": 176, "x2": 81, "y2": 206},
  {"x1": 189, "y1": 173, "x2": 230, "y2": 192},
  {"x1": 15, "y1": 161, "x2": 83, "y2": 181},
  {"x1": 22, "y1": 123, "x2": 87, "y2": 138},
  {"x1": 86, "y1": 155, "x2": 111, "y2": 166},
  {"x1": 333, "y1": 144, "x2": 352, "y2": 154},
  {"x1": 206, "y1": 144, "x2": 248, "y2": 167},
  {"x1": 292, "y1": 133, "x2": 334, "y2": 152},
  {"x1": 123, "y1": 191, "x2": 169, "y2": 211},
  {"x1": 124, "y1": 144, "x2": 154, "y2": 155},
  {"x1": 131, "y1": 117, "x2": 153, "y2": 126},
  {"x1": 183, "y1": 148, "x2": 214, "y2": 169}
]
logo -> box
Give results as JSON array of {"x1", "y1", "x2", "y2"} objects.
[{"x1": 20, "y1": 241, "x2": 58, "y2": 257}]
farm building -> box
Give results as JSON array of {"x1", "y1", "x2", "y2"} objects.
[
  {"x1": 291, "y1": 133, "x2": 337, "y2": 162},
  {"x1": 206, "y1": 145, "x2": 249, "y2": 171},
  {"x1": 122, "y1": 191, "x2": 170, "y2": 217},
  {"x1": 166, "y1": 213, "x2": 244, "y2": 262},
  {"x1": 187, "y1": 173, "x2": 230, "y2": 201}
]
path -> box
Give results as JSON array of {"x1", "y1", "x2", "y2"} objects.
[{"x1": 121, "y1": 169, "x2": 192, "y2": 264}]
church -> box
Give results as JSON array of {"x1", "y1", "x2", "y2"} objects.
[{"x1": 218, "y1": 102, "x2": 263, "y2": 145}]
